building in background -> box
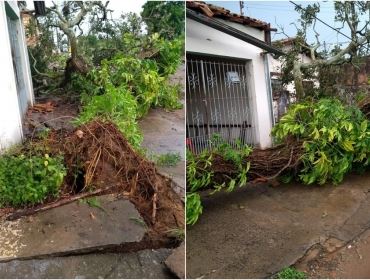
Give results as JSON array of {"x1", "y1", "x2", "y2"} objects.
[
  {"x1": 186, "y1": 1, "x2": 283, "y2": 153},
  {"x1": 269, "y1": 37, "x2": 318, "y2": 122}
]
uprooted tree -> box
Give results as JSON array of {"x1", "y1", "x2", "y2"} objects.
[
  {"x1": 187, "y1": 2, "x2": 370, "y2": 225},
  {"x1": 280, "y1": 1, "x2": 370, "y2": 100},
  {"x1": 45, "y1": 1, "x2": 109, "y2": 84}
]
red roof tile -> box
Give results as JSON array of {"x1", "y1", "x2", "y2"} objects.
[{"x1": 186, "y1": 1, "x2": 273, "y2": 31}]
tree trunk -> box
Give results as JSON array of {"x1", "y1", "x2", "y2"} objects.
[
  {"x1": 293, "y1": 62, "x2": 304, "y2": 101},
  {"x1": 70, "y1": 35, "x2": 78, "y2": 59},
  {"x1": 61, "y1": 33, "x2": 89, "y2": 86}
]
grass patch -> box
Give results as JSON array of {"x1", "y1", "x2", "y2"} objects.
[
  {"x1": 155, "y1": 152, "x2": 181, "y2": 167},
  {"x1": 129, "y1": 217, "x2": 147, "y2": 228},
  {"x1": 276, "y1": 267, "x2": 307, "y2": 279}
]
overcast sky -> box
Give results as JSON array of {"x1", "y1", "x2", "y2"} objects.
[
  {"x1": 107, "y1": 0, "x2": 146, "y2": 19},
  {"x1": 209, "y1": 1, "x2": 355, "y2": 52},
  {"x1": 26, "y1": 0, "x2": 146, "y2": 19},
  {"x1": 24, "y1": 0, "x2": 363, "y2": 53}
]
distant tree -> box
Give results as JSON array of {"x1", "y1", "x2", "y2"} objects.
[
  {"x1": 79, "y1": 12, "x2": 144, "y2": 65},
  {"x1": 279, "y1": 1, "x2": 370, "y2": 100},
  {"x1": 141, "y1": 1, "x2": 184, "y2": 39},
  {"x1": 45, "y1": 1, "x2": 109, "y2": 83}
]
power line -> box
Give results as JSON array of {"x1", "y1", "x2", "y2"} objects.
[
  {"x1": 247, "y1": 3, "x2": 334, "y2": 11},
  {"x1": 246, "y1": 6, "x2": 304, "y2": 12},
  {"x1": 289, "y1": 1, "x2": 353, "y2": 41}
]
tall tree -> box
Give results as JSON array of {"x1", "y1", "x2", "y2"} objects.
[
  {"x1": 280, "y1": 1, "x2": 370, "y2": 100},
  {"x1": 45, "y1": 1, "x2": 109, "y2": 83},
  {"x1": 141, "y1": 1, "x2": 185, "y2": 40}
]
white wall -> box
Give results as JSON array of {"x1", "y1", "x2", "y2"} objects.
[
  {"x1": 269, "y1": 46, "x2": 318, "y2": 95},
  {"x1": 186, "y1": 18, "x2": 273, "y2": 149},
  {"x1": 0, "y1": 1, "x2": 34, "y2": 151},
  {"x1": 217, "y1": 18, "x2": 265, "y2": 41}
]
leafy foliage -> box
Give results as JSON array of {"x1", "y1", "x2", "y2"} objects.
[
  {"x1": 276, "y1": 267, "x2": 307, "y2": 279},
  {"x1": 0, "y1": 154, "x2": 66, "y2": 207},
  {"x1": 187, "y1": 136, "x2": 252, "y2": 194},
  {"x1": 73, "y1": 33, "x2": 183, "y2": 149},
  {"x1": 141, "y1": 1, "x2": 185, "y2": 40},
  {"x1": 74, "y1": 76, "x2": 143, "y2": 149},
  {"x1": 154, "y1": 36, "x2": 184, "y2": 76},
  {"x1": 186, "y1": 137, "x2": 252, "y2": 225},
  {"x1": 186, "y1": 192, "x2": 203, "y2": 226},
  {"x1": 272, "y1": 98, "x2": 370, "y2": 185}
]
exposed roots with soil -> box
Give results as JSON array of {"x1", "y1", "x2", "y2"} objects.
[
  {"x1": 247, "y1": 140, "x2": 304, "y2": 181},
  {"x1": 57, "y1": 121, "x2": 184, "y2": 238},
  {"x1": 4, "y1": 120, "x2": 184, "y2": 244},
  {"x1": 193, "y1": 139, "x2": 305, "y2": 189}
]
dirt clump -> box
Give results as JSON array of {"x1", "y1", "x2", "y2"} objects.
[{"x1": 49, "y1": 120, "x2": 184, "y2": 240}]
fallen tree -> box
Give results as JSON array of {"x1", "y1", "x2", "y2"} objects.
[
  {"x1": 187, "y1": 98, "x2": 370, "y2": 225},
  {"x1": 43, "y1": 2, "x2": 109, "y2": 84},
  {"x1": 277, "y1": 2, "x2": 370, "y2": 101},
  {"x1": 2, "y1": 120, "x2": 184, "y2": 244}
]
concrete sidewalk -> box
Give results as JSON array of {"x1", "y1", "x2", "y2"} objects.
[
  {"x1": 0, "y1": 195, "x2": 145, "y2": 261},
  {"x1": 186, "y1": 172, "x2": 370, "y2": 279}
]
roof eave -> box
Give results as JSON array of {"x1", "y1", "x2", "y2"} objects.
[{"x1": 186, "y1": 8, "x2": 285, "y2": 56}]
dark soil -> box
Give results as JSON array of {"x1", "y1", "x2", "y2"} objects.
[
  {"x1": 23, "y1": 95, "x2": 79, "y2": 136},
  {"x1": 57, "y1": 121, "x2": 184, "y2": 238}
]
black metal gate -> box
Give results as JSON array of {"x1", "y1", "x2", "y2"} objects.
[{"x1": 186, "y1": 55, "x2": 254, "y2": 154}]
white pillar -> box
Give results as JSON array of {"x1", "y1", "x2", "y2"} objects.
[{"x1": 248, "y1": 55, "x2": 273, "y2": 149}]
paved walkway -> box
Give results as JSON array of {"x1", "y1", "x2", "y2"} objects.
[
  {"x1": 0, "y1": 249, "x2": 173, "y2": 278},
  {"x1": 0, "y1": 195, "x2": 145, "y2": 261},
  {"x1": 186, "y1": 172, "x2": 370, "y2": 279}
]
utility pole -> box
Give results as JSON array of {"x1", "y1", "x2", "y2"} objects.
[{"x1": 239, "y1": 1, "x2": 244, "y2": 16}]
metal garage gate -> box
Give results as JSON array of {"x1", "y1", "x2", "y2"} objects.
[{"x1": 186, "y1": 55, "x2": 255, "y2": 154}]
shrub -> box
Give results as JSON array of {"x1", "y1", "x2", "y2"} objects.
[
  {"x1": 272, "y1": 98, "x2": 370, "y2": 185},
  {"x1": 0, "y1": 154, "x2": 66, "y2": 207},
  {"x1": 75, "y1": 83, "x2": 143, "y2": 149}
]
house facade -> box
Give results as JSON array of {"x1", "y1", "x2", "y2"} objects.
[
  {"x1": 186, "y1": 1, "x2": 282, "y2": 152},
  {"x1": 0, "y1": 1, "x2": 34, "y2": 151},
  {"x1": 269, "y1": 37, "x2": 317, "y2": 122}
]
